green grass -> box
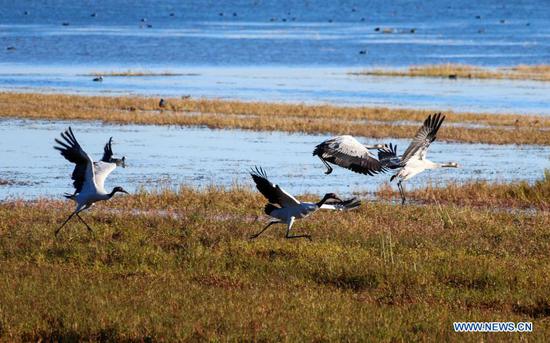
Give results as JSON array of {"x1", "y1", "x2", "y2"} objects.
[{"x1": 0, "y1": 185, "x2": 548, "y2": 341}]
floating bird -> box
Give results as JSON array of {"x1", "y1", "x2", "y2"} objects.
[
  {"x1": 378, "y1": 113, "x2": 458, "y2": 204},
  {"x1": 93, "y1": 75, "x2": 103, "y2": 82},
  {"x1": 54, "y1": 127, "x2": 128, "y2": 236},
  {"x1": 249, "y1": 167, "x2": 360, "y2": 240},
  {"x1": 313, "y1": 135, "x2": 385, "y2": 175}
]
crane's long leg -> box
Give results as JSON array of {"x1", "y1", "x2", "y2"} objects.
[
  {"x1": 250, "y1": 220, "x2": 280, "y2": 239},
  {"x1": 285, "y1": 217, "x2": 311, "y2": 240},
  {"x1": 318, "y1": 156, "x2": 333, "y2": 175},
  {"x1": 76, "y1": 212, "x2": 94, "y2": 233},
  {"x1": 55, "y1": 210, "x2": 77, "y2": 237},
  {"x1": 397, "y1": 180, "x2": 406, "y2": 205}
]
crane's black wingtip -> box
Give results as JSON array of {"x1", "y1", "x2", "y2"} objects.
[{"x1": 250, "y1": 165, "x2": 268, "y2": 179}]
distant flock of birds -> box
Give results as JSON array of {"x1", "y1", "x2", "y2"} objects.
[{"x1": 54, "y1": 113, "x2": 458, "y2": 239}]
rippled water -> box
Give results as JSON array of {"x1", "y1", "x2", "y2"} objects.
[
  {"x1": 2, "y1": 66, "x2": 550, "y2": 115},
  {"x1": 1, "y1": 0, "x2": 549, "y2": 114},
  {"x1": 1, "y1": 119, "x2": 548, "y2": 200},
  {"x1": 1, "y1": 0, "x2": 548, "y2": 66}
]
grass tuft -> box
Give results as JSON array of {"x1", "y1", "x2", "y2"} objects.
[
  {"x1": 0, "y1": 92, "x2": 549, "y2": 145},
  {"x1": 352, "y1": 63, "x2": 550, "y2": 81}
]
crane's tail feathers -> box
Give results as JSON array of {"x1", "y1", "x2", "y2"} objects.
[
  {"x1": 63, "y1": 193, "x2": 76, "y2": 200},
  {"x1": 390, "y1": 174, "x2": 398, "y2": 182},
  {"x1": 264, "y1": 203, "x2": 280, "y2": 215}
]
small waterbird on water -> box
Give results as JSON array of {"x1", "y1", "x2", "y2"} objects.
[
  {"x1": 249, "y1": 166, "x2": 361, "y2": 240},
  {"x1": 54, "y1": 127, "x2": 128, "y2": 236}
]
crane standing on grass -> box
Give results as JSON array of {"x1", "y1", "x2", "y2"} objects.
[
  {"x1": 54, "y1": 127, "x2": 128, "y2": 236},
  {"x1": 249, "y1": 166, "x2": 361, "y2": 240}
]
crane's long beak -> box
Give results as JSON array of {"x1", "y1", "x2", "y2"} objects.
[{"x1": 365, "y1": 144, "x2": 384, "y2": 149}]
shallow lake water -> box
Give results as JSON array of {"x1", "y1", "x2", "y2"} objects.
[
  {"x1": 2, "y1": 66, "x2": 550, "y2": 115},
  {"x1": 1, "y1": 0, "x2": 549, "y2": 114},
  {"x1": 1, "y1": 119, "x2": 548, "y2": 200}
]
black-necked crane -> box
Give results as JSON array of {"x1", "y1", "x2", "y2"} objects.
[
  {"x1": 249, "y1": 166, "x2": 361, "y2": 240},
  {"x1": 377, "y1": 113, "x2": 458, "y2": 204},
  {"x1": 311, "y1": 113, "x2": 458, "y2": 205},
  {"x1": 313, "y1": 135, "x2": 385, "y2": 175},
  {"x1": 54, "y1": 127, "x2": 128, "y2": 236}
]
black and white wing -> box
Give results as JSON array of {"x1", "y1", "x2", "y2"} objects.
[
  {"x1": 320, "y1": 197, "x2": 362, "y2": 211},
  {"x1": 101, "y1": 137, "x2": 114, "y2": 162},
  {"x1": 93, "y1": 137, "x2": 120, "y2": 192},
  {"x1": 313, "y1": 135, "x2": 385, "y2": 176},
  {"x1": 401, "y1": 113, "x2": 445, "y2": 163},
  {"x1": 93, "y1": 161, "x2": 116, "y2": 192},
  {"x1": 250, "y1": 166, "x2": 300, "y2": 207},
  {"x1": 377, "y1": 143, "x2": 403, "y2": 169},
  {"x1": 54, "y1": 127, "x2": 96, "y2": 194}
]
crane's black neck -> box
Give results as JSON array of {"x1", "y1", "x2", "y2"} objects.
[
  {"x1": 316, "y1": 195, "x2": 331, "y2": 207},
  {"x1": 108, "y1": 188, "x2": 118, "y2": 199}
]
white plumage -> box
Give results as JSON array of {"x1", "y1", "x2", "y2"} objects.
[
  {"x1": 312, "y1": 113, "x2": 459, "y2": 205},
  {"x1": 313, "y1": 135, "x2": 385, "y2": 175},
  {"x1": 54, "y1": 127, "x2": 128, "y2": 236},
  {"x1": 249, "y1": 167, "x2": 361, "y2": 240},
  {"x1": 378, "y1": 113, "x2": 459, "y2": 204}
]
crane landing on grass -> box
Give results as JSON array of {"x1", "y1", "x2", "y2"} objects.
[
  {"x1": 249, "y1": 166, "x2": 361, "y2": 240},
  {"x1": 377, "y1": 113, "x2": 458, "y2": 204},
  {"x1": 54, "y1": 127, "x2": 128, "y2": 236}
]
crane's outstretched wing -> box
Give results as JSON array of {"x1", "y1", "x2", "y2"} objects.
[
  {"x1": 401, "y1": 113, "x2": 445, "y2": 162},
  {"x1": 320, "y1": 197, "x2": 362, "y2": 211},
  {"x1": 377, "y1": 143, "x2": 403, "y2": 169},
  {"x1": 250, "y1": 166, "x2": 300, "y2": 207},
  {"x1": 313, "y1": 135, "x2": 386, "y2": 176},
  {"x1": 101, "y1": 137, "x2": 114, "y2": 162},
  {"x1": 93, "y1": 161, "x2": 117, "y2": 192},
  {"x1": 54, "y1": 127, "x2": 96, "y2": 194}
]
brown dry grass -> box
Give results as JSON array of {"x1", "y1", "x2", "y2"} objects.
[
  {"x1": 377, "y1": 170, "x2": 550, "y2": 210},
  {"x1": 353, "y1": 64, "x2": 550, "y2": 81},
  {"x1": 0, "y1": 183, "x2": 548, "y2": 340},
  {"x1": 0, "y1": 92, "x2": 549, "y2": 145}
]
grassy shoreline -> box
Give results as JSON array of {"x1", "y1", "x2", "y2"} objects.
[
  {"x1": 1, "y1": 92, "x2": 549, "y2": 145},
  {"x1": 351, "y1": 64, "x2": 550, "y2": 81},
  {"x1": 0, "y1": 183, "x2": 548, "y2": 340},
  {"x1": 376, "y1": 170, "x2": 550, "y2": 211}
]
